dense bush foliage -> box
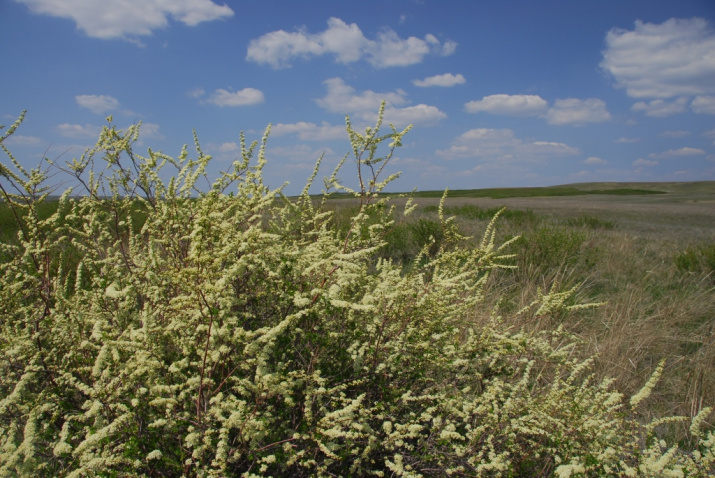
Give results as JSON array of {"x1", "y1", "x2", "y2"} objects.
[{"x1": 1, "y1": 107, "x2": 713, "y2": 476}]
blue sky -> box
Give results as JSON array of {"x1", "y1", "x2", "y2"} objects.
[{"x1": 2, "y1": 0, "x2": 715, "y2": 195}]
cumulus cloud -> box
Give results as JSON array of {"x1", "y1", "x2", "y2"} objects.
[
  {"x1": 316, "y1": 78, "x2": 407, "y2": 113},
  {"x1": 412, "y1": 73, "x2": 465, "y2": 87},
  {"x1": 370, "y1": 29, "x2": 431, "y2": 67},
  {"x1": 315, "y1": 78, "x2": 445, "y2": 126},
  {"x1": 601, "y1": 17, "x2": 715, "y2": 98},
  {"x1": 266, "y1": 144, "x2": 338, "y2": 171},
  {"x1": 383, "y1": 104, "x2": 446, "y2": 127},
  {"x1": 390, "y1": 156, "x2": 447, "y2": 178},
  {"x1": 217, "y1": 142, "x2": 239, "y2": 153},
  {"x1": 616, "y1": 137, "x2": 640, "y2": 143},
  {"x1": 436, "y1": 128, "x2": 579, "y2": 161},
  {"x1": 246, "y1": 18, "x2": 366, "y2": 68},
  {"x1": 3, "y1": 135, "x2": 43, "y2": 146},
  {"x1": 649, "y1": 147, "x2": 706, "y2": 159},
  {"x1": 440, "y1": 39, "x2": 458, "y2": 56},
  {"x1": 437, "y1": 129, "x2": 518, "y2": 159},
  {"x1": 187, "y1": 87, "x2": 206, "y2": 98},
  {"x1": 464, "y1": 94, "x2": 548, "y2": 117},
  {"x1": 137, "y1": 122, "x2": 163, "y2": 139},
  {"x1": 546, "y1": 98, "x2": 611, "y2": 125},
  {"x1": 530, "y1": 141, "x2": 582, "y2": 154},
  {"x1": 634, "y1": 158, "x2": 658, "y2": 166},
  {"x1": 76, "y1": 94, "x2": 120, "y2": 114},
  {"x1": 631, "y1": 97, "x2": 688, "y2": 117},
  {"x1": 205, "y1": 88, "x2": 264, "y2": 107},
  {"x1": 57, "y1": 123, "x2": 102, "y2": 138},
  {"x1": 16, "y1": 0, "x2": 234, "y2": 41},
  {"x1": 584, "y1": 156, "x2": 607, "y2": 165},
  {"x1": 271, "y1": 122, "x2": 346, "y2": 141},
  {"x1": 659, "y1": 130, "x2": 690, "y2": 138},
  {"x1": 692, "y1": 95, "x2": 715, "y2": 114},
  {"x1": 246, "y1": 17, "x2": 456, "y2": 68},
  {"x1": 463, "y1": 95, "x2": 611, "y2": 125}
]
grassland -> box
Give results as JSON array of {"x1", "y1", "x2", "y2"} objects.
[{"x1": 327, "y1": 181, "x2": 715, "y2": 427}]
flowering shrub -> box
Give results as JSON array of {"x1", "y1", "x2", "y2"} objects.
[{"x1": 0, "y1": 106, "x2": 713, "y2": 477}]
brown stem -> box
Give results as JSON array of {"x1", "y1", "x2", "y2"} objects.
[{"x1": 196, "y1": 290, "x2": 215, "y2": 422}]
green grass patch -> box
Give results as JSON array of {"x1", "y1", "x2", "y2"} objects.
[
  {"x1": 321, "y1": 186, "x2": 667, "y2": 200},
  {"x1": 514, "y1": 225, "x2": 588, "y2": 269},
  {"x1": 565, "y1": 214, "x2": 616, "y2": 230},
  {"x1": 675, "y1": 244, "x2": 715, "y2": 275},
  {"x1": 423, "y1": 204, "x2": 539, "y2": 225},
  {"x1": 391, "y1": 186, "x2": 667, "y2": 199},
  {"x1": 0, "y1": 199, "x2": 151, "y2": 245},
  {"x1": 0, "y1": 200, "x2": 60, "y2": 243}
]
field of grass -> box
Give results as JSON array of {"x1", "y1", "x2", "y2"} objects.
[
  {"x1": 327, "y1": 181, "x2": 715, "y2": 426},
  {"x1": 325, "y1": 184, "x2": 671, "y2": 200},
  {"x1": 393, "y1": 185, "x2": 668, "y2": 199}
]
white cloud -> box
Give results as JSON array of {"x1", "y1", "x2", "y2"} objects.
[
  {"x1": 529, "y1": 141, "x2": 581, "y2": 154},
  {"x1": 316, "y1": 78, "x2": 407, "y2": 113},
  {"x1": 266, "y1": 144, "x2": 337, "y2": 171},
  {"x1": 601, "y1": 17, "x2": 715, "y2": 98},
  {"x1": 205, "y1": 88, "x2": 264, "y2": 107},
  {"x1": 4, "y1": 135, "x2": 43, "y2": 146},
  {"x1": 616, "y1": 137, "x2": 640, "y2": 143},
  {"x1": 383, "y1": 104, "x2": 446, "y2": 127},
  {"x1": 631, "y1": 97, "x2": 688, "y2": 117},
  {"x1": 218, "y1": 142, "x2": 239, "y2": 153},
  {"x1": 137, "y1": 122, "x2": 163, "y2": 139},
  {"x1": 440, "y1": 40, "x2": 458, "y2": 56},
  {"x1": 75, "y1": 94, "x2": 120, "y2": 114},
  {"x1": 659, "y1": 130, "x2": 690, "y2": 138},
  {"x1": 649, "y1": 147, "x2": 706, "y2": 159},
  {"x1": 692, "y1": 95, "x2": 715, "y2": 114},
  {"x1": 246, "y1": 17, "x2": 456, "y2": 68},
  {"x1": 437, "y1": 129, "x2": 518, "y2": 159},
  {"x1": 464, "y1": 95, "x2": 611, "y2": 125},
  {"x1": 246, "y1": 18, "x2": 365, "y2": 68},
  {"x1": 546, "y1": 98, "x2": 611, "y2": 125},
  {"x1": 437, "y1": 128, "x2": 579, "y2": 161},
  {"x1": 391, "y1": 156, "x2": 447, "y2": 178},
  {"x1": 464, "y1": 94, "x2": 548, "y2": 117},
  {"x1": 271, "y1": 121, "x2": 346, "y2": 141},
  {"x1": 187, "y1": 87, "x2": 206, "y2": 98},
  {"x1": 634, "y1": 158, "x2": 658, "y2": 166},
  {"x1": 315, "y1": 78, "x2": 445, "y2": 126},
  {"x1": 16, "y1": 0, "x2": 234, "y2": 41},
  {"x1": 57, "y1": 123, "x2": 101, "y2": 138},
  {"x1": 412, "y1": 73, "x2": 465, "y2": 87},
  {"x1": 584, "y1": 156, "x2": 607, "y2": 165},
  {"x1": 369, "y1": 29, "x2": 430, "y2": 67}
]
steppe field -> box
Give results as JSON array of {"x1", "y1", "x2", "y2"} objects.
[{"x1": 369, "y1": 181, "x2": 715, "y2": 423}]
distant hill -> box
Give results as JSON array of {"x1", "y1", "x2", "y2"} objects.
[
  {"x1": 385, "y1": 181, "x2": 715, "y2": 199},
  {"x1": 554, "y1": 181, "x2": 715, "y2": 194}
]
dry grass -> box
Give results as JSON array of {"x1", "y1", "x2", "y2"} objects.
[{"x1": 377, "y1": 187, "x2": 715, "y2": 426}]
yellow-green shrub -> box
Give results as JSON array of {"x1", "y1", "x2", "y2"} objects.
[{"x1": 0, "y1": 106, "x2": 713, "y2": 477}]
